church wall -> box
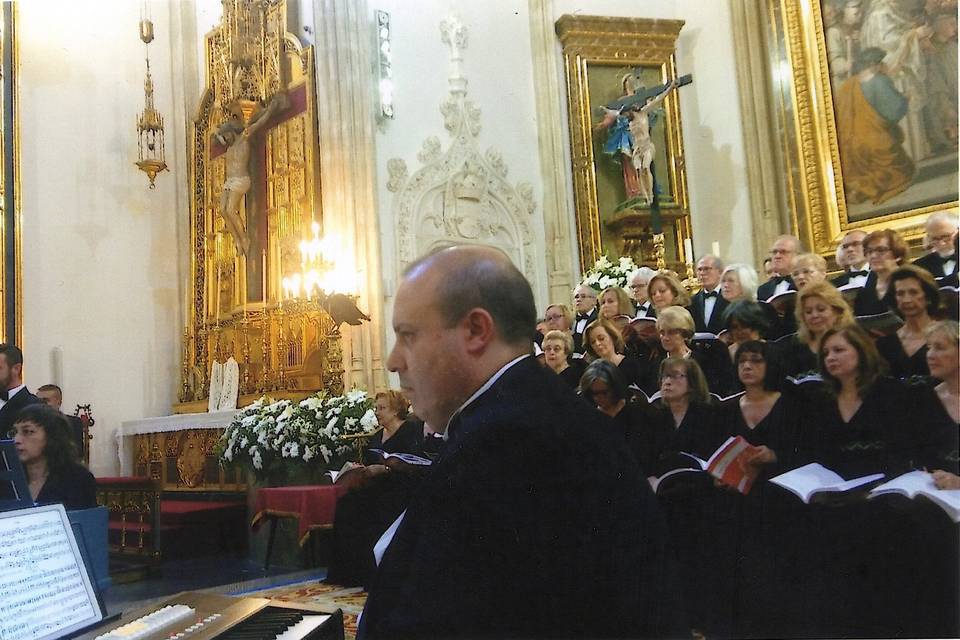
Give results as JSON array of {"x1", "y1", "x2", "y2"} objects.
[
  {"x1": 549, "y1": 0, "x2": 754, "y2": 265},
  {"x1": 18, "y1": 0, "x2": 183, "y2": 475}
]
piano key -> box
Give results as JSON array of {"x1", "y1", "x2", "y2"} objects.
[{"x1": 274, "y1": 614, "x2": 332, "y2": 640}]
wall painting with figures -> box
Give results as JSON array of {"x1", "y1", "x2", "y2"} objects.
[{"x1": 771, "y1": 0, "x2": 957, "y2": 256}]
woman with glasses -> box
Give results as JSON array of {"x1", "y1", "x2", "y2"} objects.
[
  {"x1": 645, "y1": 306, "x2": 734, "y2": 395},
  {"x1": 542, "y1": 330, "x2": 584, "y2": 389},
  {"x1": 875, "y1": 265, "x2": 940, "y2": 379},
  {"x1": 854, "y1": 228, "x2": 909, "y2": 316},
  {"x1": 10, "y1": 403, "x2": 96, "y2": 510},
  {"x1": 721, "y1": 300, "x2": 771, "y2": 363}
]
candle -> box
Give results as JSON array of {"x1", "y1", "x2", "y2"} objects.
[
  {"x1": 683, "y1": 238, "x2": 693, "y2": 264},
  {"x1": 261, "y1": 250, "x2": 267, "y2": 303},
  {"x1": 711, "y1": 241, "x2": 720, "y2": 257}
]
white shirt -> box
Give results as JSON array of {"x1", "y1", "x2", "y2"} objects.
[
  {"x1": 634, "y1": 301, "x2": 652, "y2": 319},
  {"x1": 942, "y1": 257, "x2": 957, "y2": 276},
  {"x1": 574, "y1": 316, "x2": 590, "y2": 335},
  {"x1": 846, "y1": 262, "x2": 870, "y2": 288},
  {"x1": 0, "y1": 384, "x2": 25, "y2": 410},
  {"x1": 702, "y1": 286, "x2": 721, "y2": 325},
  {"x1": 373, "y1": 354, "x2": 532, "y2": 565},
  {"x1": 774, "y1": 278, "x2": 792, "y2": 295}
]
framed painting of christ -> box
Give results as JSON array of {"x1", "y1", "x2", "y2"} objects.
[
  {"x1": 556, "y1": 15, "x2": 693, "y2": 272},
  {"x1": 768, "y1": 0, "x2": 958, "y2": 256}
]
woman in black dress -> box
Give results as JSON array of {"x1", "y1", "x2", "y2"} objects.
[
  {"x1": 854, "y1": 228, "x2": 909, "y2": 316},
  {"x1": 10, "y1": 403, "x2": 96, "y2": 510},
  {"x1": 875, "y1": 265, "x2": 940, "y2": 380},
  {"x1": 777, "y1": 280, "x2": 855, "y2": 378},
  {"x1": 721, "y1": 300, "x2": 771, "y2": 364},
  {"x1": 583, "y1": 318, "x2": 645, "y2": 389},
  {"x1": 542, "y1": 330, "x2": 584, "y2": 390},
  {"x1": 644, "y1": 305, "x2": 734, "y2": 396}
]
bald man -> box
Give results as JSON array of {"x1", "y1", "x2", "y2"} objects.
[{"x1": 359, "y1": 246, "x2": 683, "y2": 639}]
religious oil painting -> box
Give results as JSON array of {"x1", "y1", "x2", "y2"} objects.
[{"x1": 822, "y1": 0, "x2": 958, "y2": 223}]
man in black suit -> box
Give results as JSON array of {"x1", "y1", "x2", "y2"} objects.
[
  {"x1": 830, "y1": 229, "x2": 870, "y2": 288},
  {"x1": 914, "y1": 212, "x2": 959, "y2": 286},
  {"x1": 0, "y1": 344, "x2": 40, "y2": 437},
  {"x1": 757, "y1": 235, "x2": 802, "y2": 340},
  {"x1": 690, "y1": 255, "x2": 728, "y2": 334},
  {"x1": 359, "y1": 246, "x2": 684, "y2": 639},
  {"x1": 628, "y1": 266, "x2": 658, "y2": 318},
  {"x1": 37, "y1": 384, "x2": 86, "y2": 460},
  {"x1": 570, "y1": 283, "x2": 598, "y2": 356}
]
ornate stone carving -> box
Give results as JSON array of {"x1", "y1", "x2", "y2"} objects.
[{"x1": 388, "y1": 17, "x2": 539, "y2": 289}]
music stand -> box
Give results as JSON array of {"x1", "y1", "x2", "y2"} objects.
[{"x1": 0, "y1": 439, "x2": 30, "y2": 511}]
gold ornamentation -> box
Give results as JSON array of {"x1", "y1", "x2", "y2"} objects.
[
  {"x1": 176, "y1": 432, "x2": 207, "y2": 488},
  {"x1": 556, "y1": 15, "x2": 692, "y2": 273},
  {"x1": 135, "y1": 14, "x2": 168, "y2": 188}
]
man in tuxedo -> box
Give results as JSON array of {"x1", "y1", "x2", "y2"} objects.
[
  {"x1": 757, "y1": 235, "x2": 802, "y2": 339},
  {"x1": 628, "y1": 266, "x2": 657, "y2": 318},
  {"x1": 831, "y1": 230, "x2": 870, "y2": 288},
  {"x1": 689, "y1": 255, "x2": 727, "y2": 334},
  {"x1": 571, "y1": 283, "x2": 598, "y2": 356},
  {"x1": 914, "y1": 212, "x2": 959, "y2": 285},
  {"x1": 0, "y1": 344, "x2": 39, "y2": 436},
  {"x1": 37, "y1": 384, "x2": 86, "y2": 459},
  {"x1": 359, "y1": 246, "x2": 684, "y2": 639}
]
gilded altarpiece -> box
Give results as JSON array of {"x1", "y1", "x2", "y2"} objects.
[{"x1": 178, "y1": 1, "x2": 343, "y2": 413}]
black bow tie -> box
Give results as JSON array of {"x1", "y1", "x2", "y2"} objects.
[
  {"x1": 847, "y1": 270, "x2": 868, "y2": 278},
  {"x1": 704, "y1": 290, "x2": 719, "y2": 299},
  {"x1": 0, "y1": 389, "x2": 9, "y2": 402},
  {"x1": 771, "y1": 275, "x2": 789, "y2": 285},
  {"x1": 577, "y1": 312, "x2": 592, "y2": 321},
  {"x1": 939, "y1": 254, "x2": 957, "y2": 264}
]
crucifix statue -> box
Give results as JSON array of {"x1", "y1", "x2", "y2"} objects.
[{"x1": 214, "y1": 92, "x2": 288, "y2": 256}]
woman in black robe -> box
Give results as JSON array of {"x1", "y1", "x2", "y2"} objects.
[
  {"x1": 583, "y1": 318, "x2": 646, "y2": 389},
  {"x1": 853, "y1": 228, "x2": 909, "y2": 316},
  {"x1": 326, "y1": 391, "x2": 434, "y2": 587},
  {"x1": 774, "y1": 280, "x2": 855, "y2": 379},
  {"x1": 874, "y1": 265, "x2": 940, "y2": 380}
]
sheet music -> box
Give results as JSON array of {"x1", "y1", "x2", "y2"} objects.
[{"x1": 0, "y1": 506, "x2": 102, "y2": 640}]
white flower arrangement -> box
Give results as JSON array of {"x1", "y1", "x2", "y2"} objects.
[
  {"x1": 579, "y1": 254, "x2": 639, "y2": 291},
  {"x1": 217, "y1": 389, "x2": 379, "y2": 482}
]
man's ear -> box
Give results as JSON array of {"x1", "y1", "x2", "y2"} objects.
[{"x1": 461, "y1": 308, "x2": 496, "y2": 355}]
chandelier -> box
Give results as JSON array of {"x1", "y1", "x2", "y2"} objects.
[{"x1": 135, "y1": 11, "x2": 168, "y2": 188}]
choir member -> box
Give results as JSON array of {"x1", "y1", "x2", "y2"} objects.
[
  {"x1": 542, "y1": 303, "x2": 573, "y2": 334},
  {"x1": 690, "y1": 255, "x2": 727, "y2": 334},
  {"x1": 914, "y1": 320, "x2": 960, "y2": 479},
  {"x1": 789, "y1": 252, "x2": 828, "y2": 290},
  {"x1": 598, "y1": 285, "x2": 635, "y2": 326},
  {"x1": 830, "y1": 229, "x2": 870, "y2": 288},
  {"x1": 757, "y1": 235, "x2": 802, "y2": 339},
  {"x1": 571, "y1": 284, "x2": 599, "y2": 355},
  {"x1": 719, "y1": 263, "x2": 759, "y2": 303},
  {"x1": 721, "y1": 300, "x2": 771, "y2": 363},
  {"x1": 912, "y1": 212, "x2": 959, "y2": 283},
  {"x1": 583, "y1": 318, "x2": 645, "y2": 388},
  {"x1": 10, "y1": 404, "x2": 96, "y2": 510},
  {"x1": 542, "y1": 330, "x2": 583, "y2": 389},
  {"x1": 777, "y1": 281, "x2": 855, "y2": 377},
  {"x1": 647, "y1": 271, "x2": 691, "y2": 313},
  {"x1": 875, "y1": 265, "x2": 940, "y2": 380},
  {"x1": 649, "y1": 306, "x2": 734, "y2": 395},
  {"x1": 363, "y1": 390, "x2": 423, "y2": 464},
  {"x1": 628, "y1": 266, "x2": 658, "y2": 318},
  {"x1": 854, "y1": 228, "x2": 908, "y2": 316}
]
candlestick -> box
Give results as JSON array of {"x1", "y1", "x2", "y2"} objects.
[
  {"x1": 711, "y1": 241, "x2": 720, "y2": 257},
  {"x1": 683, "y1": 238, "x2": 693, "y2": 265}
]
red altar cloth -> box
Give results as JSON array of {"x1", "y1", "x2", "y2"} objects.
[{"x1": 251, "y1": 485, "x2": 347, "y2": 545}]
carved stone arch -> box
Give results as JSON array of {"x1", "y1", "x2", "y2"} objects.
[{"x1": 388, "y1": 18, "x2": 538, "y2": 289}]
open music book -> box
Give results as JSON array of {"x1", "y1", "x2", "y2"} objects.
[
  {"x1": 856, "y1": 310, "x2": 904, "y2": 336},
  {"x1": 769, "y1": 463, "x2": 884, "y2": 503},
  {"x1": 869, "y1": 470, "x2": 960, "y2": 522},
  {"x1": 650, "y1": 436, "x2": 762, "y2": 495},
  {"x1": 367, "y1": 450, "x2": 433, "y2": 466}
]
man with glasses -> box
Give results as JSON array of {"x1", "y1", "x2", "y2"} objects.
[
  {"x1": 690, "y1": 255, "x2": 728, "y2": 334},
  {"x1": 571, "y1": 284, "x2": 599, "y2": 356},
  {"x1": 831, "y1": 230, "x2": 870, "y2": 288},
  {"x1": 914, "y1": 213, "x2": 959, "y2": 285},
  {"x1": 0, "y1": 344, "x2": 40, "y2": 437},
  {"x1": 758, "y1": 235, "x2": 803, "y2": 339},
  {"x1": 628, "y1": 267, "x2": 658, "y2": 319}
]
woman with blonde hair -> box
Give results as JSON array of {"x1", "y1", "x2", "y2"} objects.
[
  {"x1": 542, "y1": 329, "x2": 583, "y2": 389},
  {"x1": 779, "y1": 281, "x2": 855, "y2": 377},
  {"x1": 598, "y1": 286, "x2": 636, "y2": 326},
  {"x1": 584, "y1": 318, "x2": 644, "y2": 387},
  {"x1": 648, "y1": 271, "x2": 692, "y2": 312},
  {"x1": 790, "y1": 253, "x2": 828, "y2": 290},
  {"x1": 648, "y1": 306, "x2": 734, "y2": 395}
]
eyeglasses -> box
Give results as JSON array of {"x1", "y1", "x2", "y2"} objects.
[
  {"x1": 770, "y1": 248, "x2": 795, "y2": 256},
  {"x1": 628, "y1": 284, "x2": 646, "y2": 290},
  {"x1": 791, "y1": 267, "x2": 819, "y2": 277},
  {"x1": 865, "y1": 246, "x2": 892, "y2": 256},
  {"x1": 545, "y1": 314, "x2": 565, "y2": 321},
  {"x1": 738, "y1": 355, "x2": 765, "y2": 364},
  {"x1": 658, "y1": 328, "x2": 685, "y2": 337},
  {"x1": 662, "y1": 372, "x2": 687, "y2": 380},
  {"x1": 840, "y1": 240, "x2": 863, "y2": 250},
  {"x1": 573, "y1": 293, "x2": 596, "y2": 300},
  {"x1": 930, "y1": 233, "x2": 955, "y2": 244}
]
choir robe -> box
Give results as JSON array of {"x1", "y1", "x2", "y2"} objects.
[
  {"x1": 553, "y1": 360, "x2": 585, "y2": 390},
  {"x1": 875, "y1": 333, "x2": 930, "y2": 380},
  {"x1": 770, "y1": 333, "x2": 819, "y2": 379}
]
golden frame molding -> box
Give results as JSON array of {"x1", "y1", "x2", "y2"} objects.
[
  {"x1": 769, "y1": 0, "x2": 958, "y2": 256},
  {"x1": 556, "y1": 15, "x2": 690, "y2": 273},
  {"x1": 0, "y1": 2, "x2": 21, "y2": 346}
]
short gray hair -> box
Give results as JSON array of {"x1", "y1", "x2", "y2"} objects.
[
  {"x1": 721, "y1": 263, "x2": 759, "y2": 301},
  {"x1": 629, "y1": 266, "x2": 657, "y2": 284}
]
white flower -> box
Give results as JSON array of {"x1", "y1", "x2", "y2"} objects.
[
  {"x1": 326, "y1": 417, "x2": 338, "y2": 430},
  {"x1": 223, "y1": 446, "x2": 234, "y2": 461},
  {"x1": 289, "y1": 442, "x2": 299, "y2": 458},
  {"x1": 344, "y1": 417, "x2": 358, "y2": 428},
  {"x1": 252, "y1": 449, "x2": 263, "y2": 470},
  {"x1": 360, "y1": 408, "x2": 378, "y2": 429},
  {"x1": 240, "y1": 436, "x2": 249, "y2": 448},
  {"x1": 303, "y1": 446, "x2": 315, "y2": 462},
  {"x1": 346, "y1": 389, "x2": 366, "y2": 403}
]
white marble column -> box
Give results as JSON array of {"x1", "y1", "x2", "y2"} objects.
[
  {"x1": 528, "y1": 0, "x2": 577, "y2": 304},
  {"x1": 311, "y1": 0, "x2": 386, "y2": 393}
]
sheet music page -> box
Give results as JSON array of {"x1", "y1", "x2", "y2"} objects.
[{"x1": 0, "y1": 505, "x2": 103, "y2": 640}]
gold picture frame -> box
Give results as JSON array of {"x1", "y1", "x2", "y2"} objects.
[
  {"x1": 556, "y1": 15, "x2": 691, "y2": 273},
  {"x1": 769, "y1": 0, "x2": 958, "y2": 257}
]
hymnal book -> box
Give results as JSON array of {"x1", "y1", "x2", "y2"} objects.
[
  {"x1": 869, "y1": 470, "x2": 960, "y2": 522},
  {"x1": 856, "y1": 310, "x2": 904, "y2": 336},
  {"x1": 769, "y1": 463, "x2": 884, "y2": 503},
  {"x1": 368, "y1": 450, "x2": 433, "y2": 466},
  {"x1": 633, "y1": 387, "x2": 662, "y2": 404},
  {"x1": 693, "y1": 331, "x2": 726, "y2": 342},
  {"x1": 710, "y1": 390, "x2": 745, "y2": 403},
  {"x1": 327, "y1": 460, "x2": 362, "y2": 483},
  {"x1": 764, "y1": 289, "x2": 797, "y2": 306},
  {"x1": 651, "y1": 436, "x2": 762, "y2": 495},
  {"x1": 785, "y1": 373, "x2": 823, "y2": 386}
]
